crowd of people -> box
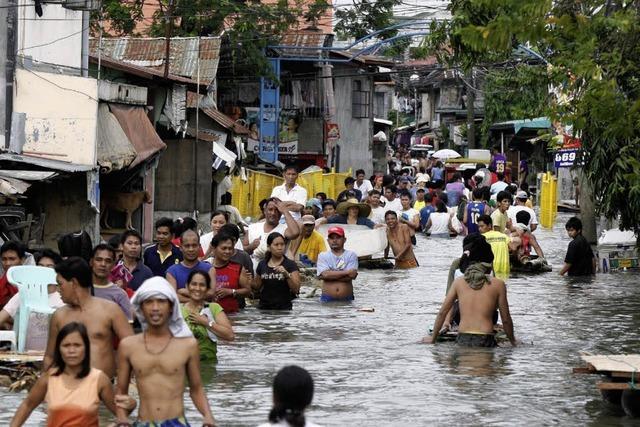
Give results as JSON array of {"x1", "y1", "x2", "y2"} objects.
[{"x1": 0, "y1": 151, "x2": 599, "y2": 426}]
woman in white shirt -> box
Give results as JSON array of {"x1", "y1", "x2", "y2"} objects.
[
  {"x1": 425, "y1": 201, "x2": 455, "y2": 237},
  {"x1": 201, "y1": 211, "x2": 243, "y2": 258}
]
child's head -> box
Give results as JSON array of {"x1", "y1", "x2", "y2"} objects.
[
  {"x1": 565, "y1": 217, "x2": 582, "y2": 238},
  {"x1": 53, "y1": 322, "x2": 91, "y2": 378}
]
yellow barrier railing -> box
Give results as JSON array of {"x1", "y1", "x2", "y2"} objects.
[
  {"x1": 230, "y1": 168, "x2": 352, "y2": 219},
  {"x1": 539, "y1": 171, "x2": 558, "y2": 229}
]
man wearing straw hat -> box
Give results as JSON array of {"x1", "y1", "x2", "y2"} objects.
[{"x1": 321, "y1": 198, "x2": 378, "y2": 229}]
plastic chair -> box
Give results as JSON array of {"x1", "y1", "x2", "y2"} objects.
[
  {"x1": 0, "y1": 331, "x2": 16, "y2": 350},
  {"x1": 6, "y1": 266, "x2": 57, "y2": 353}
]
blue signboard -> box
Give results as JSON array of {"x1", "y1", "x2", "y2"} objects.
[
  {"x1": 554, "y1": 149, "x2": 578, "y2": 168},
  {"x1": 259, "y1": 58, "x2": 281, "y2": 163}
]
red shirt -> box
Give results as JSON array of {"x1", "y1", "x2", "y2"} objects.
[
  {"x1": 0, "y1": 274, "x2": 18, "y2": 309},
  {"x1": 214, "y1": 262, "x2": 242, "y2": 313}
]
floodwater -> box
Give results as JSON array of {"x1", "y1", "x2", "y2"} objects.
[{"x1": 4, "y1": 213, "x2": 640, "y2": 426}]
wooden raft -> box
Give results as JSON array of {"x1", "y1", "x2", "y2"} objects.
[
  {"x1": 0, "y1": 351, "x2": 44, "y2": 363},
  {"x1": 574, "y1": 354, "x2": 640, "y2": 391},
  {"x1": 0, "y1": 351, "x2": 44, "y2": 392}
]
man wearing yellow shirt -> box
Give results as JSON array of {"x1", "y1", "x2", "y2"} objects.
[
  {"x1": 413, "y1": 188, "x2": 427, "y2": 211},
  {"x1": 490, "y1": 191, "x2": 512, "y2": 234},
  {"x1": 291, "y1": 215, "x2": 328, "y2": 267},
  {"x1": 478, "y1": 214, "x2": 510, "y2": 279}
]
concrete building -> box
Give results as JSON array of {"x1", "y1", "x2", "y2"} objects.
[
  {"x1": 0, "y1": 0, "x2": 103, "y2": 249},
  {"x1": 89, "y1": 36, "x2": 249, "y2": 233}
]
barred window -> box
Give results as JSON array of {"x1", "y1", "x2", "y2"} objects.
[{"x1": 352, "y1": 80, "x2": 370, "y2": 118}]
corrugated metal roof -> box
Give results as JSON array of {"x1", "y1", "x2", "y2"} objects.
[
  {"x1": 108, "y1": 104, "x2": 167, "y2": 167},
  {"x1": 186, "y1": 91, "x2": 250, "y2": 135},
  {"x1": 277, "y1": 32, "x2": 333, "y2": 58},
  {"x1": 330, "y1": 50, "x2": 396, "y2": 66},
  {"x1": 89, "y1": 55, "x2": 200, "y2": 85},
  {"x1": 0, "y1": 153, "x2": 95, "y2": 172},
  {"x1": 89, "y1": 37, "x2": 220, "y2": 84}
]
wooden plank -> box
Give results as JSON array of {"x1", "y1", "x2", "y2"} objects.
[
  {"x1": 581, "y1": 354, "x2": 640, "y2": 373},
  {"x1": 0, "y1": 352, "x2": 44, "y2": 363},
  {"x1": 610, "y1": 371, "x2": 636, "y2": 379},
  {"x1": 573, "y1": 366, "x2": 596, "y2": 374},
  {"x1": 597, "y1": 382, "x2": 630, "y2": 391}
]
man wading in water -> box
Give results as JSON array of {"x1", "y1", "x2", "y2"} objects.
[
  {"x1": 384, "y1": 211, "x2": 418, "y2": 269},
  {"x1": 316, "y1": 227, "x2": 358, "y2": 302},
  {"x1": 423, "y1": 234, "x2": 516, "y2": 347},
  {"x1": 46, "y1": 257, "x2": 133, "y2": 379},
  {"x1": 116, "y1": 277, "x2": 216, "y2": 426}
]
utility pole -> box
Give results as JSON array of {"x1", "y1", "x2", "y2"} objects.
[
  {"x1": 465, "y1": 69, "x2": 476, "y2": 149},
  {"x1": 2, "y1": 0, "x2": 17, "y2": 150},
  {"x1": 164, "y1": 0, "x2": 174, "y2": 78}
]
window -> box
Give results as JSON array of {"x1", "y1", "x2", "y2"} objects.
[
  {"x1": 352, "y1": 80, "x2": 370, "y2": 118},
  {"x1": 374, "y1": 92, "x2": 385, "y2": 117}
]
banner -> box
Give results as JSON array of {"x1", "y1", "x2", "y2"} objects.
[{"x1": 325, "y1": 122, "x2": 340, "y2": 145}]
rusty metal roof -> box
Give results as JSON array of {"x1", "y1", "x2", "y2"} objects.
[
  {"x1": 277, "y1": 31, "x2": 334, "y2": 58},
  {"x1": 89, "y1": 54, "x2": 201, "y2": 86},
  {"x1": 329, "y1": 50, "x2": 396, "y2": 67},
  {"x1": 186, "y1": 92, "x2": 250, "y2": 135},
  {"x1": 89, "y1": 37, "x2": 220, "y2": 84}
]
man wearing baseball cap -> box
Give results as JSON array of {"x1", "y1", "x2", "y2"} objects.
[
  {"x1": 316, "y1": 226, "x2": 358, "y2": 302},
  {"x1": 507, "y1": 190, "x2": 538, "y2": 232}
]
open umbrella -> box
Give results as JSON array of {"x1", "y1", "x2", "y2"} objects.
[{"x1": 432, "y1": 149, "x2": 461, "y2": 160}]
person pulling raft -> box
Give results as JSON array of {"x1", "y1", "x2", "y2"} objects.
[{"x1": 423, "y1": 233, "x2": 517, "y2": 347}]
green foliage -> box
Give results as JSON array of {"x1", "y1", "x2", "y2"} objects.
[
  {"x1": 334, "y1": 0, "x2": 401, "y2": 42},
  {"x1": 92, "y1": 1, "x2": 144, "y2": 36},
  {"x1": 426, "y1": 0, "x2": 640, "y2": 233},
  {"x1": 480, "y1": 65, "x2": 550, "y2": 145},
  {"x1": 95, "y1": 0, "x2": 330, "y2": 76}
]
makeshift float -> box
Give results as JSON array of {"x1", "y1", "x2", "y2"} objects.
[
  {"x1": 315, "y1": 224, "x2": 391, "y2": 269},
  {"x1": 429, "y1": 325, "x2": 510, "y2": 345},
  {"x1": 510, "y1": 255, "x2": 552, "y2": 274},
  {"x1": 574, "y1": 354, "x2": 640, "y2": 417},
  {"x1": 0, "y1": 351, "x2": 43, "y2": 392}
]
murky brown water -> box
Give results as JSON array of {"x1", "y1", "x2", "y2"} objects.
[{"x1": 4, "y1": 214, "x2": 639, "y2": 426}]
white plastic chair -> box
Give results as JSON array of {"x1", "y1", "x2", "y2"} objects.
[
  {"x1": 0, "y1": 330, "x2": 16, "y2": 350},
  {"x1": 6, "y1": 266, "x2": 57, "y2": 353}
]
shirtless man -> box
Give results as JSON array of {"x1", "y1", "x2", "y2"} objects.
[
  {"x1": 116, "y1": 277, "x2": 216, "y2": 426},
  {"x1": 45, "y1": 257, "x2": 133, "y2": 378},
  {"x1": 316, "y1": 227, "x2": 358, "y2": 302},
  {"x1": 384, "y1": 211, "x2": 418, "y2": 269},
  {"x1": 423, "y1": 236, "x2": 516, "y2": 347}
]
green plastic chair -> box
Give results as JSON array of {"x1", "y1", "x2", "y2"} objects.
[{"x1": 6, "y1": 266, "x2": 57, "y2": 353}]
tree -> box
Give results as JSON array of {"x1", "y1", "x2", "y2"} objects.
[
  {"x1": 334, "y1": 0, "x2": 401, "y2": 42},
  {"x1": 424, "y1": 0, "x2": 640, "y2": 235},
  {"x1": 94, "y1": 0, "x2": 331, "y2": 75},
  {"x1": 480, "y1": 64, "x2": 549, "y2": 145}
]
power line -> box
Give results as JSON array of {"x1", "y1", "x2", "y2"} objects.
[
  {"x1": 19, "y1": 66, "x2": 99, "y2": 102},
  {"x1": 18, "y1": 26, "x2": 88, "y2": 51}
]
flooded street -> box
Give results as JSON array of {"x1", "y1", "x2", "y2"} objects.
[{"x1": 4, "y1": 214, "x2": 639, "y2": 426}]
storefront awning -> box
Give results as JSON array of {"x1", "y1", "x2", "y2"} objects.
[
  {"x1": 97, "y1": 104, "x2": 138, "y2": 173},
  {"x1": 0, "y1": 166, "x2": 63, "y2": 196},
  {"x1": 108, "y1": 104, "x2": 167, "y2": 168},
  {"x1": 0, "y1": 153, "x2": 94, "y2": 172},
  {"x1": 490, "y1": 117, "x2": 552, "y2": 135}
]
